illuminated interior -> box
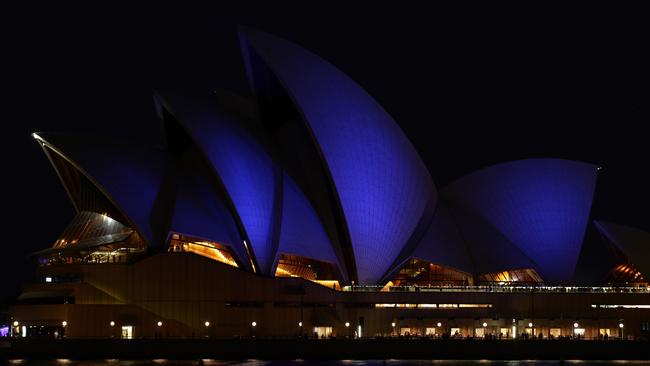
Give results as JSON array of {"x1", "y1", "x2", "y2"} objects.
[
  {"x1": 605, "y1": 263, "x2": 647, "y2": 286},
  {"x1": 388, "y1": 258, "x2": 474, "y2": 286},
  {"x1": 478, "y1": 268, "x2": 543, "y2": 284},
  {"x1": 275, "y1": 254, "x2": 341, "y2": 290},
  {"x1": 168, "y1": 233, "x2": 239, "y2": 268}
]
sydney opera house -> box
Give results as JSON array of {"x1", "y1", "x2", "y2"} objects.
[{"x1": 8, "y1": 29, "x2": 650, "y2": 341}]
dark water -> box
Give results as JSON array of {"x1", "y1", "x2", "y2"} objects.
[{"x1": 4, "y1": 361, "x2": 650, "y2": 366}]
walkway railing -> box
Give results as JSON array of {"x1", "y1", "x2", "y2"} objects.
[{"x1": 341, "y1": 285, "x2": 650, "y2": 294}]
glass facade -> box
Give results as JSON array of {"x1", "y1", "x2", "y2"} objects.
[
  {"x1": 606, "y1": 263, "x2": 647, "y2": 286},
  {"x1": 168, "y1": 233, "x2": 239, "y2": 268},
  {"x1": 389, "y1": 259, "x2": 474, "y2": 286},
  {"x1": 478, "y1": 268, "x2": 543, "y2": 284},
  {"x1": 275, "y1": 254, "x2": 341, "y2": 290}
]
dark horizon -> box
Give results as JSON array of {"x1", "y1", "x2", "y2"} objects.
[{"x1": 5, "y1": 2, "x2": 649, "y2": 300}]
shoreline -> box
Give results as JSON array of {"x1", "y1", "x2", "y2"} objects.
[{"x1": 2, "y1": 339, "x2": 650, "y2": 360}]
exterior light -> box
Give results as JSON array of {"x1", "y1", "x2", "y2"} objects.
[
  {"x1": 157, "y1": 321, "x2": 163, "y2": 327},
  {"x1": 528, "y1": 322, "x2": 533, "y2": 328},
  {"x1": 13, "y1": 321, "x2": 19, "y2": 327},
  {"x1": 482, "y1": 322, "x2": 487, "y2": 327},
  {"x1": 619, "y1": 323, "x2": 624, "y2": 328},
  {"x1": 345, "y1": 322, "x2": 350, "y2": 327},
  {"x1": 298, "y1": 322, "x2": 303, "y2": 327},
  {"x1": 573, "y1": 322, "x2": 579, "y2": 328},
  {"x1": 62, "y1": 321, "x2": 67, "y2": 327},
  {"x1": 110, "y1": 321, "x2": 115, "y2": 327},
  {"x1": 205, "y1": 321, "x2": 210, "y2": 327},
  {"x1": 437, "y1": 322, "x2": 442, "y2": 327},
  {"x1": 251, "y1": 321, "x2": 257, "y2": 327},
  {"x1": 391, "y1": 322, "x2": 396, "y2": 327}
]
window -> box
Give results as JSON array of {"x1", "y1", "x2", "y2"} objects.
[
  {"x1": 313, "y1": 326, "x2": 332, "y2": 338},
  {"x1": 475, "y1": 328, "x2": 485, "y2": 338},
  {"x1": 388, "y1": 259, "x2": 473, "y2": 286},
  {"x1": 121, "y1": 325, "x2": 133, "y2": 339},
  {"x1": 458, "y1": 304, "x2": 492, "y2": 308},
  {"x1": 168, "y1": 233, "x2": 238, "y2": 268},
  {"x1": 478, "y1": 268, "x2": 543, "y2": 284},
  {"x1": 275, "y1": 254, "x2": 341, "y2": 289},
  {"x1": 550, "y1": 328, "x2": 561, "y2": 338},
  {"x1": 641, "y1": 322, "x2": 650, "y2": 331}
]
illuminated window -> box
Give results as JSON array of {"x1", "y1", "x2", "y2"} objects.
[
  {"x1": 121, "y1": 325, "x2": 133, "y2": 339},
  {"x1": 593, "y1": 304, "x2": 650, "y2": 309},
  {"x1": 475, "y1": 327, "x2": 485, "y2": 338},
  {"x1": 388, "y1": 259, "x2": 473, "y2": 287},
  {"x1": 549, "y1": 328, "x2": 561, "y2": 338},
  {"x1": 606, "y1": 264, "x2": 648, "y2": 286},
  {"x1": 313, "y1": 327, "x2": 332, "y2": 338},
  {"x1": 478, "y1": 268, "x2": 543, "y2": 284},
  {"x1": 458, "y1": 304, "x2": 492, "y2": 308},
  {"x1": 38, "y1": 211, "x2": 145, "y2": 266},
  {"x1": 374, "y1": 303, "x2": 491, "y2": 309},
  {"x1": 275, "y1": 254, "x2": 341, "y2": 290},
  {"x1": 168, "y1": 233, "x2": 238, "y2": 268}
]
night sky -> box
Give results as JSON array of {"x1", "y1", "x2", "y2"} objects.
[{"x1": 5, "y1": 2, "x2": 649, "y2": 300}]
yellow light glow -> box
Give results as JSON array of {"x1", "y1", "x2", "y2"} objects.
[{"x1": 169, "y1": 236, "x2": 238, "y2": 268}]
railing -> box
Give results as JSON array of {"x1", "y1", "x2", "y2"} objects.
[{"x1": 342, "y1": 285, "x2": 650, "y2": 294}]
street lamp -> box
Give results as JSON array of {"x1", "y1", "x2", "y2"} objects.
[
  {"x1": 298, "y1": 322, "x2": 303, "y2": 327},
  {"x1": 619, "y1": 322, "x2": 625, "y2": 339},
  {"x1": 345, "y1": 322, "x2": 350, "y2": 327},
  {"x1": 251, "y1": 321, "x2": 257, "y2": 327},
  {"x1": 62, "y1": 321, "x2": 67, "y2": 327},
  {"x1": 205, "y1": 321, "x2": 210, "y2": 327},
  {"x1": 110, "y1": 321, "x2": 115, "y2": 327},
  {"x1": 573, "y1": 322, "x2": 579, "y2": 328},
  {"x1": 157, "y1": 321, "x2": 163, "y2": 327},
  {"x1": 13, "y1": 321, "x2": 18, "y2": 327},
  {"x1": 483, "y1": 322, "x2": 488, "y2": 328},
  {"x1": 437, "y1": 322, "x2": 442, "y2": 327}
]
